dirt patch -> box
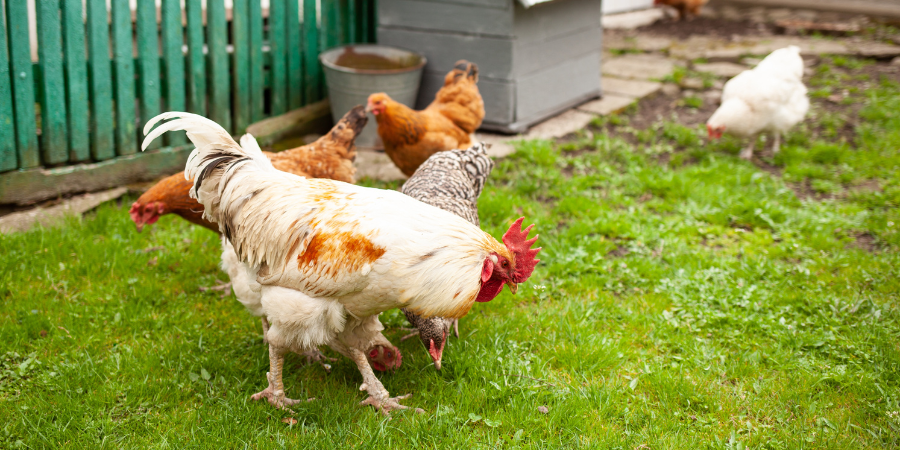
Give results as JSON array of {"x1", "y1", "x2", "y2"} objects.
[
  {"x1": 848, "y1": 231, "x2": 879, "y2": 252},
  {"x1": 607, "y1": 244, "x2": 630, "y2": 258}
]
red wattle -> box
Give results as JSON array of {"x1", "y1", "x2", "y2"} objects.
[{"x1": 475, "y1": 277, "x2": 504, "y2": 303}]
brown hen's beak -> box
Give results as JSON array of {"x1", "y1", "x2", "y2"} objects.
[{"x1": 508, "y1": 282, "x2": 518, "y2": 294}]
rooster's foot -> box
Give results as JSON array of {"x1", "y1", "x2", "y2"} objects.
[
  {"x1": 200, "y1": 280, "x2": 232, "y2": 298},
  {"x1": 360, "y1": 392, "x2": 425, "y2": 417},
  {"x1": 250, "y1": 374, "x2": 310, "y2": 411}
]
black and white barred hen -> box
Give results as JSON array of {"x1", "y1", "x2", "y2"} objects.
[{"x1": 400, "y1": 142, "x2": 495, "y2": 370}]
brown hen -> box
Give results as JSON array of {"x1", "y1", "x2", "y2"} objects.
[
  {"x1": 366, "y1": 60, "x2": 484, "y2": 177},
  {"x1": 130, "y1": 105, "x2": 367, "y2": 233},
  {"x1": 654, "y1": 0, "x2": 709, "y2": 20}
]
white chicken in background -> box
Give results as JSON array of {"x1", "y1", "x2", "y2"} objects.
[
  {"x1": 706, "y1": 45, "x2": 809, "y2": 160},
  {"x1": 140, "y1": 113, "x2": 540, "y2": 415}
]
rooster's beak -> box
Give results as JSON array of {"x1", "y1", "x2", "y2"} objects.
[
  {"x1": 507, "y1": 282, "x2": 518, "y2": 294},
  {"x1": 135, "y1": 223, "x2": 144, "y2": 233}
]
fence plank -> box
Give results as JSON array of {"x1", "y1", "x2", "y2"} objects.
[
  {"x1": 137, "y1": 0, "x2": 162, "y2": 150},
  {"x1": 0, "y1": 0, "x2": 16, "y2": 172},
  {"x1": 361, "y1": 0, "x2": 369, "y2": 43},
  {"x1": 232, "y1": 0, "x2": 251, "y2": 133},
  {"x1": 185, "y1": 0, "x2": 206, "y2": 116},
  {"x1": 112, "y1": 0, "x2": 137, "y2": 155},
  {"x1": 321, "y1": 0, "x2": 339, "y2": 51},
  {"x1": 86, "y1": 0, "x2": 115, "y2": 161},
  {"x1": 347, "y1": 0, "x2": 357, "y2": 43},
  {"x1": 287, "y1": 0, "x2": 303, "y2": 109},
  {"x1": 248, "y1": 0, "x2": 264, "y2": 122},
  {"x1": 269, "y1": 0, "x2": 287, "y2": 115},
  {"x1": 161, "y1": 0, "x2": 186, "y2": 146},
  {"x1": 303, "y1": 0, "x2": 321, "y2": 103},
  {"x1": 6, "y1": 1, "x2": 39, "y2": 169},
  {"x1": 61, "y1": 0, "x2": 90, "y2": 162},
  {"x1": 36, "y1": 0, "x2": 69, "y2": 164},
  {"x1": 207, "y1": 0, "x2": 232, "y2": 132}
]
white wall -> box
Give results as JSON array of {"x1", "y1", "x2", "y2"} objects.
[{"x1": 602, "y1": 0, "x2": 654, "y2": 14}]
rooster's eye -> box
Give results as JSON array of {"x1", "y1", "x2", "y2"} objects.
[{"x1": 501, "y1": 260, "x2": 509, "y2": 268}]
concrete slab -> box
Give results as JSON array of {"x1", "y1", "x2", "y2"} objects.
[
  {"x1": 578, "y1": 94, "x2": 636, "y2": 115},
  {"x1": 602, "y1": 76, "x2": 662, "y2": 98},
  {"x1": 693, "y1": 62, "x2": 748, "y2": 77},
  {"x1": 601, "y1": 8, "x2": 666, "y2": 30},
  {"x1": 850, "y1": 42, "x2": 900, "y2": 58},
  {"x1": 603, "y1": 33, "x2": 674, "y2": 52},
  {"x1": 525, "y1": 109, "x2": 596, "y2": 140},
  {"x1": 603, "y1": 54, "x2": 675, "y2": 80},
  {"x1": 354, "y1": 150, "x2": 407, "y2": 182},
  {"x1": 670, "y1": 35, "x2": 852, "y2": 61},
  {"x1": 0, "y1": 187, "x2": 128, "y2": 233}
]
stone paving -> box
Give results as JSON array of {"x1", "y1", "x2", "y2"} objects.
[{"x1": 0, "y1": 187, "x2": 127, "y2": 233}]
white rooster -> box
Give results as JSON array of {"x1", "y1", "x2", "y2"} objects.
[
  {"x1": 141, "y1": 113, "x2": 540, "y2": 415},
  {"x1": 706, "y1": 45, "x2": 809, "y2": 160}
]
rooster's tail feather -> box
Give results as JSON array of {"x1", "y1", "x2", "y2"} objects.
[{"x1": 141, "y1": 112, "x2": 274, "y2": 230}]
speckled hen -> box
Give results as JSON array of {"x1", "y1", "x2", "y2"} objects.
[{"x1": 400, "y1": 143, "x2": 495, "y2": 370}]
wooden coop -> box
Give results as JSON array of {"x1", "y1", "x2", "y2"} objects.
[{"x1": 377, "y1": 0, "x2": 603, "y2": 133}]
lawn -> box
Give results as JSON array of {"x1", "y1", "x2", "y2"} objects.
[{"x1": 2, "y1": 56, "x2": 899, "y2": 449}]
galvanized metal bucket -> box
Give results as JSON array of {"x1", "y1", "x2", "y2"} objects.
[{"x1": 320, "y1": 44, "x2": 427, "y2": 150}]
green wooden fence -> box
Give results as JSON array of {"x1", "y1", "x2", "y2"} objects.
[{"x1": 0, "y1": 0, "x2": 376, "y2": 177}]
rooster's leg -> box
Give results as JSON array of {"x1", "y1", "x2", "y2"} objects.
[
  {"x1": 739, "y1": 137, "x2": 756, "y2": 160},
  {"x1": 251, "y1": 344, "x2": 304, "y2": 410},
  {"x1": 772, "y1": 132, "x2": 781, "y2": 155},
  {"x1": 350, "y1": 348, "x2": 424, "y2": 417}
]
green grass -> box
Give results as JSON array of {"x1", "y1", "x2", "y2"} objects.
[{"x1": 3, "y1": 70, "x2": 900, "y2": 450}]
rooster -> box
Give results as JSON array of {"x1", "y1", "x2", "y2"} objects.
[
  {"x1": 366, "y1": 60, "x2": 485, "y2": 176},
  {"x1": 141, "y1": 112, "x2": 540, "y2": 414},
  {"x1": 130, "y1": 106, "x2": 367, "y2": 233},
  {"x1": 654, "y1": 0, "x2": 708, "y2": 20},
  {"x1": 706, "y1": 46, "x2": 809, "y2": 160},
  {"x1": 132, "y1": 106, "x2": 400, "y2": 373},
  {"x1": 399, "y1": 143, "x2": 496, "y2": 371}
]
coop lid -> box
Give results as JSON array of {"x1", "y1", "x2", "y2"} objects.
[{"x1": 517, "y1": 0, "x2": 566, "y2": 8}]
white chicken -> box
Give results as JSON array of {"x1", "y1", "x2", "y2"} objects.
[
  {"x1": 140, "y1": 113, "x2": 540, "y2": 415},
  {"x1": 706, "y1": 45, "x2": 809, "y2": 160}
]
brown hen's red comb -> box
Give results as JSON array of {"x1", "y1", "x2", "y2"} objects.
[{"x1": 502, "y1": 217, "x2": 541, "y2": 283}]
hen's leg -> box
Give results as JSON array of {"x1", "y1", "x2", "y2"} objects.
[
  {"x1": 450, "y1": 319, "x2": 459, "y2": 338},
  {"x1": 350, "y1": 348, "x2": 424, "y2": 417},
  {"x1": 261, "y1": 317, "x2": 269, "y2": 344},
  {"x1": 739, "y1": 137, "x2": 756, "y2": 160},
  {"x1": 399, "y1": 329, "x2": 419, "y2": 341},
  {"x1": 772, "y1": 132, "x2": 782, "y2": 155},
  {"x1": 297, "y1": 348, "x2": 337, "y2": 373},
  {"x1": 251, "y1": 344, "x2": 304, "y2": 410},
  {"x1": 199, "y1": 279, "x2": 232, "y2": 298}
]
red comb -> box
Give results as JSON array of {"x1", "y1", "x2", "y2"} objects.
[{"x1": 502, "y1": 217, "x2": 541, "y2": 283}]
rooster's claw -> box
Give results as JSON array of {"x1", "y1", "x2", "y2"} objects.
[{"x1": 360, "y1": 393, "x2": 424, "y2": 416}]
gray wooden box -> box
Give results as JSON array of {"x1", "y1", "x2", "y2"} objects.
[{"x1": 378, "y1": 0, "x2": 603, "y2": 134}]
